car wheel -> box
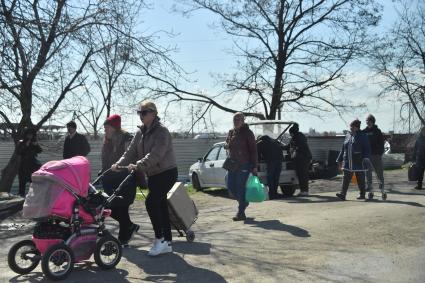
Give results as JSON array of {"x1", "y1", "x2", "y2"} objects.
[
  {"x1": 280, "y1": 185, "x2": 297, "y2": 197},
  {"x1": 192, "y1": 173, "x2": 203, "y2": 191}
]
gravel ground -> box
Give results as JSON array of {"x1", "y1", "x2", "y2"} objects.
[{"x1": 0, "y1": 169, "x2": 424, "y2": 283}]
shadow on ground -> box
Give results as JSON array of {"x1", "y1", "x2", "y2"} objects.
[
  {"x1": 244, "y1": 218, "x2": 310, "y2": 237},
  {"x1": 284, "y1": 194, "x2": 340, "y2": 203},
  {"x1": 124, "y1": 247, "x2": 227, "y2": 283},
  {"x1": 8, "y1": 264, "x2": 131, "y2": 283},
  {"x1": 201, "y1": 188, "x2": 232, "y2": 199}
]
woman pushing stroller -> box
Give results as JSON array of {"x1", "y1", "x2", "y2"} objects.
[{"x1": 112, "y1": 101, "x2": 178, "y2": 256}]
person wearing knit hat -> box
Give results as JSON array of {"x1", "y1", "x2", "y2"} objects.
[
  {"x1": 104, "y1": 114, "x2": 121, "y2": 130},
  {"x1": 284, "y1": 123, "x2": 312, "y2": 197},
  {"x1": 336, "y1": 119, "x2": 371, "y2": 201},
  {"x1": 101, "y1": 114, "x2": 139, "y2": 247}
]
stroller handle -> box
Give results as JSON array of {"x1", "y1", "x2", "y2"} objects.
[
  {"x1": 92, "y1": 165, "x2": 131, "y2": 185},
  {"x1": 104, "y1": 169, "x2": 136, "y2": 207}
]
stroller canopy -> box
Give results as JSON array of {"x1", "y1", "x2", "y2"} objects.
[{"x1": 36, "y1": 156, "x2": 91, "y2": 197}]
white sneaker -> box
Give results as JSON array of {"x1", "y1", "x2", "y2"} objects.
[
  {"x1": 148, "y1": 239, "x2": 172, "y2": 256},
  {"x1": 296, "y1": 191, "x2": 309, "y2": 197}
]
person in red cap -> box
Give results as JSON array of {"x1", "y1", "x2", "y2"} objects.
[{"x1": 100, "y1": 114, "x2": 139, "y2": 247}]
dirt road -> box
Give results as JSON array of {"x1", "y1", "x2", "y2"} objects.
[{"x1": 1, "y1": 169, "x2": 424, "y2": 282}]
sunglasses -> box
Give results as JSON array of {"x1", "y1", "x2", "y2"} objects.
[{"x1": 137, "y1": 110, "x2": 153, "y2": 116}]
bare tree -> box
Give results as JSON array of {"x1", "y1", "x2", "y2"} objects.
[
  {"x1": 0, "y1": 0, "x2": 133, "y2": 193},
  {"x1": 66, "y1": 1, "x2": 180, "y2": 138},
  {"x1": 371, "y1": 1, "x2": 425, "y2": 127},
  {"x1": 144, "y1": 0, "x2": 382, "y2": 120}
]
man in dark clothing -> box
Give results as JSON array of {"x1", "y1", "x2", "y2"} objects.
[
  {"x1": 363, "y1": 114, "x2": 386, "y2": 199},
  {"x1": 17, "y1": 128, "x2": 42, "y2": 197},
  {"x1": 257, "y1": 135, "x2": 283, "y2": 200},
  {"x1": 63, "y1": 121, "x2": 91, "y2": 159},
  {"x1": 285, "y1": 123, "x2": 312, "y2": 197},
  {"x1": 413, "y1": 127, "x2": 425, "y2": 190}
]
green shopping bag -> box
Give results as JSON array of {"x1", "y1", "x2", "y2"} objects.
[{"x1": 245, "y1": 175, "x2": 265, "y2": 202}]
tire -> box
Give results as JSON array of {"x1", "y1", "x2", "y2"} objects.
[
  {"x1": 94, "y1": 235, "x2": 122, "y2": 270},
  {"x1": 8, "y1": 240, "x2": 40, "y2": 275},
  {"x1": 185, "y1": 230, "x2": 195, "y2": 243},
  {"x1": 41, "y1": 243, "x2": 74, "y2": 281},
  {"x1": 280, "y1": 185, "x2": 297, "y2": 197},
  {"x1": 192, "y1": 173, "x2": 203, "y2": 191}
]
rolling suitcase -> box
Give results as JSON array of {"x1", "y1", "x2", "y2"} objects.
[{"x1": 167, "y1": 182, "x2": 198, "y2": 242}]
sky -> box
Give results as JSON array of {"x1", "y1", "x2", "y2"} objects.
[
  {"x1": 52, "y1": 0, "x2": 419, "y2": 135},
  {"x1": 115, "y1": 0, "x2": 419, "y2": 135}
]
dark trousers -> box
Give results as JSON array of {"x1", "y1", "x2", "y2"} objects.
[
  {"x1": 341, "y1": 170, "x2": 366, "y2": 196},
  {"x1": 146, "y1": 167, "x2": 178, "y2": 242},
  {"x1": 295, "y1": 159, "x2": 310, "y2": 192},
  {"x1": 18, "y1": 174, "x2": 31, "y2": 197},
  {"x1": 110, "y1": 206, "x2": 133, "y2": 242},
  {"x1": 267, "y1": 160, "x2": 282, "y2": 199},
  {"x1": 418, "y1": 164, "x2": 425, "y2": 185}
]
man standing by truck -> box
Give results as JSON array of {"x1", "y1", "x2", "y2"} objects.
[
  {"x1": 286, "y1": 123, "x2": 312, "y2": 197},
  {"x1": 257, "y1": 135, "x2": 284, "y2": 200}
]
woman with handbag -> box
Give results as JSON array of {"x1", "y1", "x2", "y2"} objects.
[
  {"x1": 112, "y1": 101, "x2": 178, "y2": 256},
  {"x1": 101, "y1": 114, "x2": 139, "y2": 247},
  {"x1": 224, "y1": 112, "x2": 258, "y2": 221}
]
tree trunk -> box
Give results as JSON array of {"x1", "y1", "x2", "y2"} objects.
[{"x1": 0, "y1": 150, "x2": 20, "y2": 194}]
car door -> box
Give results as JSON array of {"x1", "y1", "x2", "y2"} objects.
[
  {"x1": 199, "y1": 146, "x2": 220, "y2": 186},
  {"x1": 214, "y1": 145, "x2": 228, "y2": 187}
]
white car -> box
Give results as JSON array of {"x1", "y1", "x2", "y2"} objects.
[{"x1": 189, "y1": 121, "x2": 300, "y2": 196}]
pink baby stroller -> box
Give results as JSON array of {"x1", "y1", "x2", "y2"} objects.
[{"x1": 7, "y1": 156, "x2": 132, "y2": 280}]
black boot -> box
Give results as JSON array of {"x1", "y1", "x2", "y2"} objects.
[
  {"x1": 414, "y1": 183, "x2": 423, "y2": 190},
  {"x1": 336, "y1": 193, "x2": 346, "y2": 201},
  {"x1": 232, "y1": 212, "x2": 246, "y2": 221}
]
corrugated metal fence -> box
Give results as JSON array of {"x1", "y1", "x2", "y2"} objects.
[
  {"x1": 0, "y1": 138, "x2": 221, "y2": 190},
  {"x1": 0, "y1": 136, "x2": 346, "y2": 191}
]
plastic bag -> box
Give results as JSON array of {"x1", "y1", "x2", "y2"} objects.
[{"x1": 245, "y1": 175, "x2": 265, "y2": 202}]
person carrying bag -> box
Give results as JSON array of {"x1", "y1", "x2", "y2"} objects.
[{"x1": 223, "y1": 112, "x2": 258, "y2": 221}]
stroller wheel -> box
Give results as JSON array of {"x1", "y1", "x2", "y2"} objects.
[
  {"x1": 94, "y1": 235, "x2": 122, "y2": 269},
  {"x1": 185, "y1": 230, "x2": 195, "y2": 243},
  {"x1": 8, "y1": 240, "x2": 40, "y2": 274},
  {"x1": 41, "y1": 243, "x2": 74, "y2": 281}
]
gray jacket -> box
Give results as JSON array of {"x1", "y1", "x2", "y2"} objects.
[{"x1": 116, "y1": 118, "x2": 177, "y2": 176}]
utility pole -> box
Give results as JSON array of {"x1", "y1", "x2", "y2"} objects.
[{"x1": 191, "y1": 105, "x2": 194, "y2": 138}]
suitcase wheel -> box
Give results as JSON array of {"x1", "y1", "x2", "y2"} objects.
[{"x1": 185, "y1": 230, "x2": 195, "y2": 243}]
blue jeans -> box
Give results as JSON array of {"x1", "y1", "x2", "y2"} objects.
[{"x1": 226, "y1": 163, "x2": 251, "y2": 215}]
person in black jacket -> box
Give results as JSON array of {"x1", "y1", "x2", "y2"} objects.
[
  {"x1": 363, "y1": 114, "x2": 386, "y2": 199},
  {"x1": 285, "y1": 123, "x2": 312, "y2": 197},
  {"x1": 63, "y1": 121, "x2": 91, "y2": 159},
  {"x1": 16, "y1": 128, "x2": 42, "y2": 197},
  {"x1": 257, "y1": 135, "x2": 283, "y2": 200},
  {"x1": 413, "y1": 127, "x2": 425, "y2": 190}
]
